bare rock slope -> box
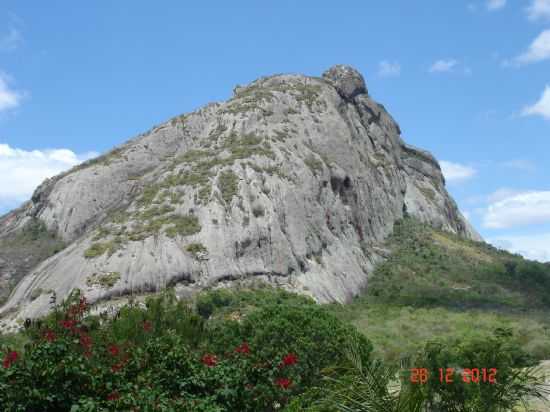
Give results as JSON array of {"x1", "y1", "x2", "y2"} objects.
[{"x1": 0, "y1": 65, "x2": 481, "y2": 321}]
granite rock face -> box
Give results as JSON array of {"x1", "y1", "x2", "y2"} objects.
[{"x1": 0, "y1": 65, "x2": 482, "y2": 323}]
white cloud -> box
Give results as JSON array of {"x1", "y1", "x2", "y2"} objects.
[
  {"x1": 0, "y1": 143, "x2": 98, "y2": 211},
  {"x1": 429, "y1": 59, "x2": 458, "y2": 73},
  {"x1": 378, "y1": 60, "x2": 401, "y2": 77},
  {"x1": 522, "y1": 85, "x2": 550, "y2": 119},
  {"x1": 465, "y1": 188, "x2": 525, "y2": 206},
  {"x1": 527, "y1": 0, "x2": 550, "y2": 21},
  {"x1": 440, "y1": 161, "x2": 477, "y2": 182},
  {"x1": 0, "y1": 27, "x2": 21, "y2": 52},
  {"x1": 501, "y1": 159, "x2": 536, "y2": 172},
  {"x1": 482, "y1": 191, "x2": 550, "y2": 229},
  {"x1": 487, "y1": 188, "x2": 525, "y2": 203},
  {"x1": 512, "y1": 30, "x2": 550, "y2": 66},
  {"x1": 487, "y1": 0, "x2": 506, "y2": 11},
  {"x1": 0, "y1": 73, "x2": 22, "y2": 112},
  {"x1": 488, "y1": 233, "x2": 550, "y2": 262}
]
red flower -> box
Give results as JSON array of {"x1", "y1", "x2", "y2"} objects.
[
  {"x1": 106, "y1": 391, "x2": 120, "y2": 401},
  {"x1": 280, "y1": 353, "x2": 298, "y2": 367},
  {"x1": 59, "y1": 319, "x2": 76, "y2": 330},
  {"x1": 111, "y1": 362, "x2": 124, "y2": 373},
  {"x1": 3, "y1": 351, "x2": 18, "y2": 369},
  {"x1": 43, "y1": 329, "x2": 57, "y2": 342},
  {"x1": 108, "y1": 344, "x2": 120, "y2": 357},
  {"x1": 235, "y1": 342, "x2": 250, "y2": 355},
  {"x1": 79, "y1": 334, "x2": 93, "y2": 350},
  {"x1": 201, "y1": 353, "x2": 218, "y2": 367},
  {"x1": 275, "y1": 377, "x2": 292, "y2": 389},
  {"x1": 142, "y1": 320, "x2": 152, "y2": 332}
]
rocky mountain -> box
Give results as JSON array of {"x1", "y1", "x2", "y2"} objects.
[{"x1": 0, "y1": 65, "x2": 481, "y2": 326}]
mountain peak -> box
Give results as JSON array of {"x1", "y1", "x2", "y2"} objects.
[
  {"x1": 0, "y1": 66, "x2": 480, "y2": 329},
  {"x1": 322, "y1": 64, "x2": 368, "y2": 99}
]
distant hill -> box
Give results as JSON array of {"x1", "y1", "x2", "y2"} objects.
[
  {"x1": 368, "y1": 217, "x2": 550, "y2": 310},
  {"x1": 328, "y1": 217, "x2": 550, "y2": 362}
]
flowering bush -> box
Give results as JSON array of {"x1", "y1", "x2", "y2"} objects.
[{"x1": 0, "y1": 288, "x2": 372, "y2": 411}]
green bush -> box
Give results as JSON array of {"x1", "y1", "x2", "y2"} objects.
[
  {"x1": 196, "y1": 288, "x2": 238, "y2": 319},
  {"x1": 206, "y1": 299, "x2": 373, "y2": 391},
  {"x1": 0, "y1": 288, "x2": 371, "y2": 411},
  {"x1": 185, "y1": 242, "x2": 208, "y2": 260}
]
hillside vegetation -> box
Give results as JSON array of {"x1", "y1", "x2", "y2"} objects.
[
  {"x1": 329, "y1": 218, "x2": 550, "y2": 362},
  {"x1": 2, "y1": 218, "x2": 550, "y2": 410},
  {"x1": 0, "y1": 287, "x2": 547, "y2": 411},
  {"x1": 0, "y1": 218, "x2": 65, "y2": 305}
]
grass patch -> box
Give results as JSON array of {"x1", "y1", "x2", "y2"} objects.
[
  {"x1": 83, "y1": 239, "x2": 122, "y2": 259},
  {"x1": 197, "y1": 185, "x2": 211, "y2": 204},
  {"x1": 86, "y1": 272, "x2": 121, "y2": 288},
  {"x1": 217, "y1": 170, "x2": 239, "y2": 204},
  {"x1": 165, "y1": 215, "x2": 201, "y2": 238},
  {"x1": 328, "y1": 300, "x2": 550, "y2": 363},
  {"x1": 138, "y1": 185, "x2": 161, "y2": 206},
  {"x1": 138, "y1": 205, "x2": 175, "y2": 221}
]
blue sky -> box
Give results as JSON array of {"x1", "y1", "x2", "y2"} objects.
[{"x1": 0, "y1": 1, "x2": 549, "y2": 261}]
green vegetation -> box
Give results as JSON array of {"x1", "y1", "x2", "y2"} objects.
[
  {"x1": 86, "y1": 205, "x2": 202, "y2": 249},
  {"x1": 197, "y1": 184, "x2": 212, "y2": 204},
  {"x1": 365, "y1": 218, "x2": 550, "y2": 309},
  {"x1": 7, "y1": 219, "x2": 66, "y2": 252},
  {"x1": 83, "y1": 239, "x2": 123, "y2": 259},
  {"x1": 170, "y1": 113, "x2": 187, "y2": 127},
  {"x1": 92, "y1": 226, "x2": 111, "y2": 241},
  {"x1": 330, "y1": 301, "x2": 550, "y2": 363},
  {"x1": 224, "y1": 84, "x2": 277, "y2": 115},
  {"x1": 0, "y1": 218, "x2": 65, "y2": 305},
  {"x1": 1, "y1": 287, "x2": 545, "y2": 411},
  {"x1": 0, "y1": 288, "x2": 372, "y2": 411},
  {"x1": 185, "y1": 242, "x2": 208, "y2": 260},
  {"x1": 300, "y1": 333, "x2": 546, "y2": 412},
  {"x1": 138, "y1": 204, "x2": 175, "y2": 220},
  {"x1": 68, "y1": 147, "x2": 124, "y2": 173},
  {"x1": 225, "y1": 80, "x2": 325, "y2": 115},
  {"x1": 137, "y1": 185, "x2": 161, "y2": 206},
  {"x1": 290, "y1": 82, "x2": 325, "y2": 111},
  {"x1": 86, "y1": 272, "x2": 121, "y2": 288},
  {"x1": 324, "y1": 217, "x2": 550, "y2": 364},
  {"x1": 222, "y1": 133, "x2": 275, "y2": 161},
  {"x1": 159, "y1": 132, "x2": 274, "y2": 208},
  {"x1": 218, "y1": 170, "x2": 239, "y2": 204},
  {"x1": 165, "y1": 214, "x2": 201, "y2": 238}
]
